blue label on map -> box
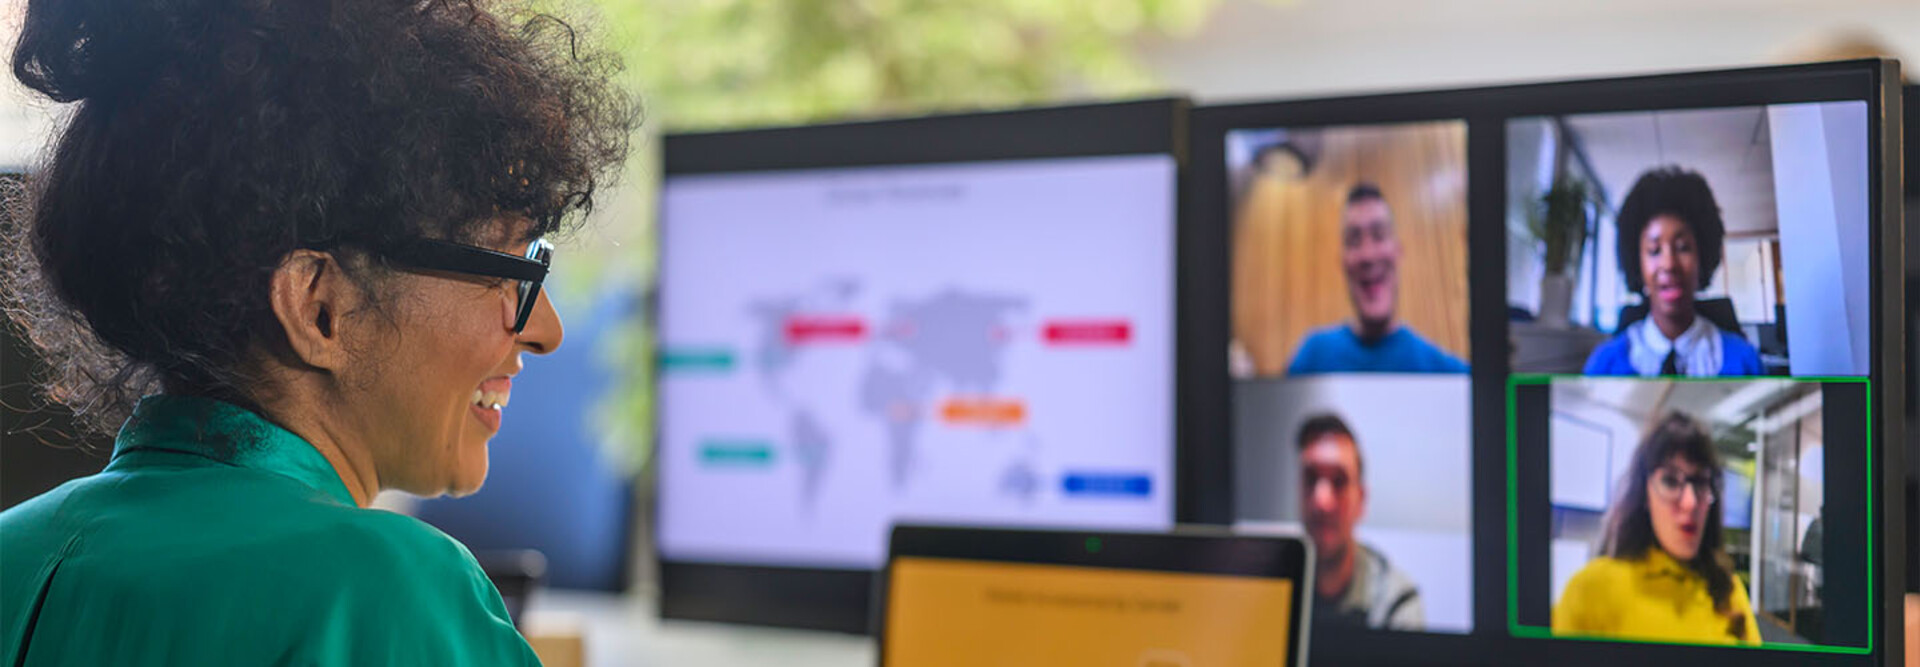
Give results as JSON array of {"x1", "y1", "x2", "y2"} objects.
[{"x1": 1061, "y1": 473, "x2": 1152, "y2": 498}]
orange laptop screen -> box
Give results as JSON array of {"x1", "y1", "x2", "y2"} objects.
[{"x1": 884, "y1": 557, "x2": 1296, "y2": 666}]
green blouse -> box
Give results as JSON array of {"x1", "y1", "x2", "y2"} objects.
[{"x1": 0, "y1": 395, "x2": 541, "y2": 665}]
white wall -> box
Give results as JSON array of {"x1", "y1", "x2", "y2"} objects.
[
  {"x1": 1772, "y1": 102, "x2": 1874, "y2": 376},
  {"x1": 1135, "y1": 0, "x2": 1918, "y2": 103},
  {"x1": 1235, "y1": 375, "x2": 1472, "y2": 530}
]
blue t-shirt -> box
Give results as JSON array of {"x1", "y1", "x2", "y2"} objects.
[
  {"x1": 1285, "y1": 325, "x2": 1469, "y2": 376},
  {"x1": 1582, "y1": 329, "x2": 1763, "y2": 376}
]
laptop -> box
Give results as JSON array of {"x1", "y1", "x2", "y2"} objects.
[{"x1": 879, "y1": 525, "x2": 1313, "y2": 667}]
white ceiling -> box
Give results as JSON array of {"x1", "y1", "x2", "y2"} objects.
[
  {"x1": 1563, "y1": 106, "x2": 1779, "y2": 236},
  {"x1": 1570, "y1": 377, "x2": 1801, "y2": 429}
]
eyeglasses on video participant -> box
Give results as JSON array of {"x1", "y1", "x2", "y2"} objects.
[
  {"x1": 1582, "y1": 168, "x2": 1764, "y2": 377},
  {"x1": 0, "y1": 0, "x2": 633, "y2": 663},
  {"x1": 1296, "y1": 413, "x2": 1426, "y2": 630},
  {"x1": 1554, "y1": 411, "x2": 1759, "y2": 645},
  {"x1": 1286, "y1": 184, "x2": 1467, "y2": 376}
]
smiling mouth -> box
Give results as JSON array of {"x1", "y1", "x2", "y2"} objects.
[
  {"x1": 472, "y1": 377, "x2": 513, "y2": 411},
  {"x1": 471, "y1": 390, "x2": 508, "y2": 411},
  {"x1": 1655, "y1": 282, "x2": 1685, "y2": 302},
  {"x1": 1353, "y1": 274, "x2": 1389, "y2": 296}
]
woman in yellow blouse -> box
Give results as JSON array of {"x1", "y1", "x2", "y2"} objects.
[{"x1": 1554, "y1": 411, "x2": 1760, "y2": 645}]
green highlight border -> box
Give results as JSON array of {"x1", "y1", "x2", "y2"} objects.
[{"x1": 1503, "y1": 373, "x2": 1874, "y2": 656}]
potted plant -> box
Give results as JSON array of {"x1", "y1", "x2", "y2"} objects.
[{"x1": 1527, "y1": 176, "x2": 1593, "y2": 328}]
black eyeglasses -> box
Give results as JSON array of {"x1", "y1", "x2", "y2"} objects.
[
  {"x1": 382, "y1": 237, "x2": 554, "y2": 333},
  {"x1": 1649, "y1": 467, "x2": 1716, "y2": 506}
]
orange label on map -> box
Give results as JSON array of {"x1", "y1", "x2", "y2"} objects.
[{"x1": 938, "y1": 398, "x2": 1027, "y2": 426}]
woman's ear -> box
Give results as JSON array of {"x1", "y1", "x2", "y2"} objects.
[{"x1": 269, "y1": 249, "x2": 357, "y2": 371}]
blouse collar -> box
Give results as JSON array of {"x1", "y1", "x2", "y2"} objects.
[{"x1": 108, "y1": 394, "x2": 357, "y2": 506}]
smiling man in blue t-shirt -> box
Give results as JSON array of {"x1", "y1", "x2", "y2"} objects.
[{"x1": 1286, "y1": 184, "x2": 1468, "y2": 376}]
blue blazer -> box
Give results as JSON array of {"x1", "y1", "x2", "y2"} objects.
[{"x1": 1582, "y1": 328, "x2": 1764, "y2": 376}]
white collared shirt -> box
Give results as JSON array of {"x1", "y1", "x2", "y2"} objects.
[{"x1": 1627, "y1": 315, "x2": 1724, "y2": 377}]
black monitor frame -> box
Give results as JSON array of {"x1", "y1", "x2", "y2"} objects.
[
  {"x1": 1185, "y1": 59, "x2": 1904, "y2": 666},
  {"x1": 1905, "y1": 83, "x2": 1917, "y2": 596},
  {"x1": 654, "y1": 98, "x2": 1195, "y2": 633}
]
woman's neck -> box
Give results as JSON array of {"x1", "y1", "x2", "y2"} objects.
[
  {"x1": 1651, "y1": 310, "x2": 1696, "y2": 341},
  {"x1": 292, "y1": 422, "x2": 379, "y2": 507},
  {"x1": 253, "y1": 376, "x2": 382, "y2": 507}
]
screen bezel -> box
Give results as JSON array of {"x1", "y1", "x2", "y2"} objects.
[
  {"x1": 1905, "y1": 83, "x2": 1917, "y2": 598},
  {"x1": 877, "y1": 524, "x2": 1315, "y2": 667},
  {"x1": 1184, "y1": 59, "x2": 1905, "y2": 666},
  {"x1": 653, "y1": 98, "x2": 1195, "y2": 633}
]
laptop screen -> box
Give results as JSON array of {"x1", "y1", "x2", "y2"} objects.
[{"x1": 884, "y1": 556, "x2": 1299, "y2": 665}]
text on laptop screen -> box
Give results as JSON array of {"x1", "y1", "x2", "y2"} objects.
[{"x1": 884, "y1": 557, "x2": 1296, "y2": 665}]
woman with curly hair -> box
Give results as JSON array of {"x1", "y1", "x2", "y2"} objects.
[
  {"x1": 0, "y1": 0, "x2": 633, "y2": 662},
  {"x1": 1581, "y1": 167, "x2": 1763, "y2": 377},
  {"x1": 1553, "y1": 411, "x2": 1760, "y2": 645}
]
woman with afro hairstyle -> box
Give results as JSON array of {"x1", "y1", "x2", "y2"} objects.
[
  {"x1": 0, "y1": 0, "x2": 634, "y2": 662},
  {"x1": 1581, "y1": 167, "x2": 1763, "y2": 377}
]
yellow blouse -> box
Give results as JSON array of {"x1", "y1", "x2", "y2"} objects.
[{"x1": 1552, "y1": 549, "x2": 1761, "y2": 645}]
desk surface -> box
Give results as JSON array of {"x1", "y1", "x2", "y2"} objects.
[
  {"x1": 532, "y1": 591, "x2": 1920, "y2": 667},
  {"x1": 527, "y1": 590, "x2": 872, "y2": 667}
]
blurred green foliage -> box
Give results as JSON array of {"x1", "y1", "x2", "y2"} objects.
[
  {"x1": 607, "y1": 0, "x2": 1221, "y2": 130},
  {"x1": 573, "y1": 0, "x2": 1235, "y2": 476}
]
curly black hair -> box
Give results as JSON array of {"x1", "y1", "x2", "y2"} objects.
[
  {"x1": 2, "y1": 0, "x2": 636, "y2": 434},
  {"x1": 1613, "y1": 166, "x2": 1726, "y2": 294}
]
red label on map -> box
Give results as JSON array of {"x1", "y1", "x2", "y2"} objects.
[
  {"x1": 785, "y1": 316, "x2": 868, "y2": 344},
  {"x1": 1042, "y1": 320, "x2": 1132, "y2": 345}
]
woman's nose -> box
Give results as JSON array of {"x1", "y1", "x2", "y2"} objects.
[
  {"x1": 518, "y1": 288, "x2": 564, "y2": 354},
  {"x1": 1677, "y1": 486, "x2": 1700, "y2": 510}
]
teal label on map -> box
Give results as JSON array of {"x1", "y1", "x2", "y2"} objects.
[
  {"x1": 700, "y1": 440, "x2": 774, "y2": 467},
  {"x1": 660, "y1": 347, "x2": 736, "y2": 373}
]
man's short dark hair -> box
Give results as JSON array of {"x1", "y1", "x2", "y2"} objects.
[
  {"x1": 1346, "y1": 182, "x2": 1387, "y2": 207},
  {"x1": 1614, "y1": 166, "x2": 1726, "y2": 293},
  {"x1": 1297, "y1": 413, "x2": 1364, "y2": 478}
]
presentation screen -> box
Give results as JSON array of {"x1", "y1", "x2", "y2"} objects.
[
  {"x1": 655, "y1": 99, "x2": 1187, "y2": 632},
  {"x1": 658, "y1": 154, "x2": 1177, "y2": 569}
]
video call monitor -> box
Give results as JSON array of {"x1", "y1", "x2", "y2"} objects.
[
  {"x1": 1187, "y1": 59, "x2": 1904, "y2": 666},
  {"x1": 655, "y1": 99, "x2": 1191, "y2": 632},
  {"x1": 880, "y1": 525, "x2": 1313, "y2": 667}
]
